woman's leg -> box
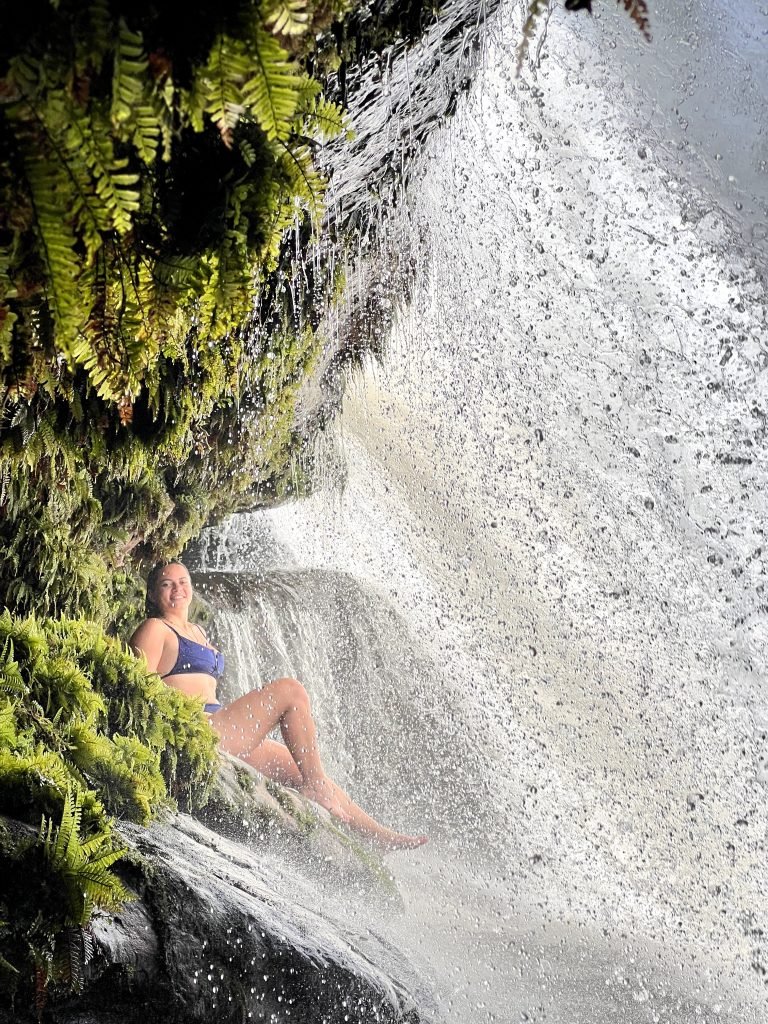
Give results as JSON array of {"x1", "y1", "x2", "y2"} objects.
[
  {"x1": 239, "y1": 737, "x2": 304, "y2": 788},
  {"x1": 212, "y1": 678, "x2": 327, "y2": 788},
  {"x1": 211, "y1": 678, "x2": 427, "y2": 849}
]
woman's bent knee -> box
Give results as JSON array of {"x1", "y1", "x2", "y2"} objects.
[{"x1": 273, "y1": 676, "x2": 310, "y2": 709}]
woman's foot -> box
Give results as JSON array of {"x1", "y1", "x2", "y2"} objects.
[
  {"x1": 371, "y1": 831, "x2": 429, "y2": 852},
  {"x1": 299, "y1": 779, "x2": 428, "y2": 851}
]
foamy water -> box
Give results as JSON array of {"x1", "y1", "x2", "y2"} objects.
[{"x1": 196, "y1": 2, "x2": 768, "y2": 1020}]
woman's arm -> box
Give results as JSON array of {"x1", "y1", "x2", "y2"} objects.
[{"x1": 129, "y1": 619, "x2": 167, "y2": 674}]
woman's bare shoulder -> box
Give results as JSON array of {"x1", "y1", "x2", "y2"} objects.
[{"x1": 130, "y1": 617, "x2": 166, "y2": 648}]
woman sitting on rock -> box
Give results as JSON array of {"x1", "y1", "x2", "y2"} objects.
[{"x1": 130, "y1": 560, "x2": 427, "y2": 850}]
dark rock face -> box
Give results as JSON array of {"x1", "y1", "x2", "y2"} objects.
[{"x1": 6, "y1": 758, "x2": 428, "y2": 1024}]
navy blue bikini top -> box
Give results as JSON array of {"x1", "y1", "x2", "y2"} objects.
[{"x1": 160, "y1": 622, "x2": 225, "y2": 680}]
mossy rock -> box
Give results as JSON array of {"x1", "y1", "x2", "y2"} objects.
[
  {"x1": 198, "y1": 751, "x2": 399, "y2": 898},
  {"x1": 0, "y1": 611, "x2": 219, "y2": 1010}
]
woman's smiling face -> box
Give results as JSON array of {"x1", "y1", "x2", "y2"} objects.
[{"x1": 152, "y1": 563, "x2": 192, "y2": 615}]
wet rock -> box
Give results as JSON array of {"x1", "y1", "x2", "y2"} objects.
[
  {"x1": 4, "y1": 760, "x2": 420, "y2": 1024},
  {"x1": 198, "y1": 752, "x2": 399, "y2": 895},
  {"x1": 39, "y1": 812, "x2": 423, "y2": 1024}
]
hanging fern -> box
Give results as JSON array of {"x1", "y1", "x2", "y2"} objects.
[
  {"x1": 618, "y1": 0, "x2": 651, "y2": 40},
  {"x1": 263, "y1": 0, "x2": 311, "y2": 37},
  {"x1": 195, "y1": 34, "x2": 251, "y2": 147},
  {"x1": 241, "y1": 26, "x2": 303, "y2": 142},
  {"x1": 1, "y1": 0, "x2": 343, "y2": 426},
  {"x1": 307, "y1": 93, "x2": 352, "y2": 141},
  {"x1": 20, "y1": 150, "x2": 82, "y2": 341},
  {"x1": 111, "y1": 20, "x2": 147, "y2": 119}
]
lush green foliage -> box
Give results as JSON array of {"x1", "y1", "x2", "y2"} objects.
[
  {"x1": 0, "y1": 611, "x2": 218, "y2": 1005},
  {"x1": 0, "y1": 0, "x2": 352, "y2": 623},
  {"x1": 0, "y1": 0, "x2": 350, "y2": 405}
]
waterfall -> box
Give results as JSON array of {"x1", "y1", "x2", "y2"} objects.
[
  {"x1": 196, "y1": 564, "x2": 489, "y2": 841},
  {"x1": 192, "y1": 0, "x2": 767, "y2": 1020}
]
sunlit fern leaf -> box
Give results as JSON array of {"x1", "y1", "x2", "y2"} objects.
[
  {"x1": 5, "y1": 746, "x2": 73, "y2": 792},
  {"x1": 199, "y1": 36, "x2": 250, "y2": 146},
  {"x1": 241, "y1": 27, "x2": 302, "y2": 142},
  {"x1": 66, "y1": 111, "x2": 142, "y2": 235},
  {"x1": 278, "y1": 139, "x2": 326, "y2": 221},
  {"x1": 22, "y1": 156, "x2": 82, "y2": 342},
  {"x1": 0, "y1": 304, "x2": 16, "y2": 370},
  {"x1": 0, "y1": 699, "x2": 18, "y2": 748},
  {"x1": 237, "y1": 135, "x2": 258, "y2": 166},
  {"x1": 263, "y1": 0, "x2": 310, "y2": 37},
  {"x1": 42, "y1": 789, "x2": 81, "y2": 872},
  {"x1": 129, "y1": 106, "x2": 162, "y2": 167},
  {"x1": 0, "y1": 639, "x2": 26, "y2": 697},
  {"x1": 156, "y1": 74, "x2": 176, "y2": 158},
  {"x1": 618, "y1": 0, "x2": 651, "y2": 40},
  {"x1": 109, "y1": 22, "x2": 164, "y2": 165},
  {"x1": 40, "y1": 790, "x2": 130, "y2": 926},
  {"x1": 295, "y1": 73, "x2": 322, "y2": 110},
  {"x1": 74, "y1": 247, "x2": 158, "y2": 398},
  {"x1": 303, "y1": 94, "x2": 352, "y2": 142},
  {"x1": 516, "y1": 0, "x2": 550, "y2": 75},
  {"x1": 111, "y1": 21, "x2": 148, "y2": 129}
]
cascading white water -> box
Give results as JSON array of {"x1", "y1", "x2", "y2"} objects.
[{"x1": 195, "y1": 1, "x2": 767, "y2": 1020}]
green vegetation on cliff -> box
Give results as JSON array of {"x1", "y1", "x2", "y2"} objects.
[
  {"x1": 0, "y1": 612, "x2": 218, "y2": 1007},
  {"x1": 0, "y1": 2, "x2": 418, "y2": 1012},
  {"x1": 0, "y1": 0, "x2": 355, "y2": 624}
]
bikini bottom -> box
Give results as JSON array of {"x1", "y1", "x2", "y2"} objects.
[{"x1": 204, "y1": 702, "x2": 223, "y2": 714}]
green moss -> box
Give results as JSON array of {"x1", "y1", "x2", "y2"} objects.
[
  {"x1": 322, "y1": 820, "x2": 399, "y2": 895},
  {"x1": 265, "y1": 778, "x2": 319, "y2": 835},
  {"x1": 0, "y1": 611, "x2": 219, "y2": 1009},
  {"x1": 234, "y1": 764, "x2": 255, "y2": 794}
]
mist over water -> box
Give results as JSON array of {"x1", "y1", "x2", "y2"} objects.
[{"x1": 196, "y1": 2, "x2": 768, "y2": 1020}]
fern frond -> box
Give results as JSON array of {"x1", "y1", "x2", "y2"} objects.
[
  {"x1": 61, "y1": 106, "x2": 140, "y2": 238},
  {"x1": 0, "y1": 698, "x2": 18, "y2": 749},
  {"x1": 197, "y1": 36, "x2": 250, "y2": 146},
  {"x1": 0, "y1": 637, "x2": 27, "y2": 698},
  {"x1": 22, "y1": 154, "x2": 81, "y2": 340},
  {"x1": 302, "y1": 93, "x2": 352, "y2": 142},
  {"x1": 241, "y1": 27, "x2": 301, "y2": 142},
  {"x1": 50, "y1": 927, "x2": 87, "y2": 992},
  {"x1": 111, "y1": 21, "x2": 148, "y2": 128},
  {"x1": 516, "y1": 0, "x2": 550, "y2": 75},
  {"x1": 111, "y1": 20, "x2": 163, "y2": 165},
  {"x1": 617, "y1": 0, "x2": 651, "y2": 39},
  {"x1": 277, "y1": 139, "x2": 326, "y2": 220},
  {"x1": 263, "y1": 0, "x2": 310, "y2": 37},
  {"x1": 40, "y1": 790, "x2": 130, "y2": 925}
]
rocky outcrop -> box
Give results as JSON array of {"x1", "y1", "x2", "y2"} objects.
[
  {"x1": 197, "y1": 752, "x2": 400, "y2": 897},
  {"x1": 15, "y1": 756, "x2": 426, "y2": 1024}
]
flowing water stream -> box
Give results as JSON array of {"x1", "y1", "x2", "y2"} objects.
[{"x1": 193, "y1": 1, "x2": 767, "y2": 1020}]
